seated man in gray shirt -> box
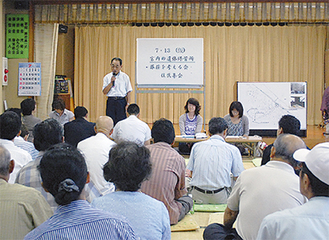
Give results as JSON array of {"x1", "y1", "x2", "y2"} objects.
[{"x1": 21, "y1": 98, "x2": 42, "y2": 142}]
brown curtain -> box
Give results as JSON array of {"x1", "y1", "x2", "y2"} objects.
[
  {"x1": 75, "y1": 25, "x2": 326, "y2": 126},
  {"x1": 35, "y1": 3, "x2": 329, "y2": 24}
]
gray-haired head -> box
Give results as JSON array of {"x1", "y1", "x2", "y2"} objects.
[
  {"x1": 0, "y1": 145, "x2": 11, "y2": 176},
  {"x1": 273, "y1": 133, "x2": 306, "y2": 168}
]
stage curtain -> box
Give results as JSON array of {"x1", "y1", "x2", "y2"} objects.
[
  {"x1": 75, "y1": 25, "x2": 326, "y2": 126},
  {"x1": 34, "y1": 23, "x2": 59, "y2": 120},
  {"x1": 35, "y1": 3, "x2": 329, "y2": 24}
]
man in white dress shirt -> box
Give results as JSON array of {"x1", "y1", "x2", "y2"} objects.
[
  {"x1": 102, "y1": 57, "x2": 132, "y2": 125},
  {"x1": 111, "y1": 104, "x2": 151, "y2": 146},
  {"x1": 0, "y1": 111, "x2": 32, "y2": 183},
  {"x1": 78, "y1": 116, "x2": 116, "y2": 195},
  {"x1": 257, "y1": 142, "x2": 329, "y2": 240}
]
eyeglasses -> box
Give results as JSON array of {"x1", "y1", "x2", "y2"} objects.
[{"x1": 111, "y1": 64, "x2": 121, "y2": 68}]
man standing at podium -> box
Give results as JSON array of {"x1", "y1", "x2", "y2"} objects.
[{"x1": 102, "y1": 57, "x2": 132, "y2": 125}]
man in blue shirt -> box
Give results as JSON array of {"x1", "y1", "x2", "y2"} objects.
[
  {"x1": 186, "y1": 117, "x2": 244, "y2": 204},
  {"x1": 257, "y1": 142, "x2": 329, "y2": 240}
]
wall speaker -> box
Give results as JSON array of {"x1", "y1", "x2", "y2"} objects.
[
  {"x1": 59, "y1": 24, "x2": 68, "y2": 34},
  {"x1": 14, "y1": 1, "x2": 29, "y2": 10}
]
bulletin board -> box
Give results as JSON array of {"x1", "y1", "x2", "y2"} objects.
[
  {"x1": 237, "y1": 82, "x2": 307, "y2": 137},
  {"x1": 136, "y1": 38, "x2": 204, "y2": 88}
]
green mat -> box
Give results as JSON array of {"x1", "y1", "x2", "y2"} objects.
[{"x1": 193, "y1": 203, "x2": 227, "y2": 212}]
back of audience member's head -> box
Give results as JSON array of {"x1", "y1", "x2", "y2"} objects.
[
  {"x1": 95, "y1": 116, "x2": 113, "y2": 136},
  {"x1": 103, "y1": 141, "x2": 151, "y2": 192},
  {"x1": 52, "y1": 98, "x2": 65, "y2": 111},
  {"x1": 184, "y1": 98, "x2": 201, "y2": 115},
  {"x1": 0, "y1": 145, "x2": 11, "y2": 176},
  {"x1": 127, "y1": 104, "x2": 140, "y2": 116},
  {"x1": 278, "y1": 115, "x2": 301, "y2": 135},
  {"x1": 33, "y1": 118, "x2": 63, "y2": 151},
  {"x1": 6, "y1": 108, "x2": 22, "y2": 118},
  {"x1": 151, "y1": 118, "x2": 175, "y2": 144},
  {"x1": 301, "y1": 162, "x2": 329, "y2": 197},
  {"x1": 273, "y1": 133, "x2": 306, "y2": 168},
  {"x1": 74, "y1": 106, "x2": 88, "y2": 119},
  {"x1": 20, "y1": 124, "x2": 29, "y2": 139},
  {"x1": 38, "y1": 143, "x2": 87, "y2": 205},
  {"x1": 0, "y1": 111, "x2": 21, "y2": 140},
  {"x1": 209, "y1": 117, "x2": 228, "y2": 135},
  {"x1": 229, "y1": 101, "x2": 244, "y2": 118},
  {"x1": 20, "y1": 98, "x2": 36, "y2": 116}
]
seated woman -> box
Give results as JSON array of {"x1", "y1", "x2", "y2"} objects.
[
  {"x1": 224, "y1": 101, "x2": 249, "y2": 137},
  {"x1": 179, "y1": 98, "x2": 203, "y2": 154},
  {"x1": 92, "y1": 141, "x2": 171, "y2": 240},
  {"x1": 25, "y1": 143, "x2": 136, "y2": 240},
  {"x1": 49, "y1": 98, "x2": 74, "y2": 126}
]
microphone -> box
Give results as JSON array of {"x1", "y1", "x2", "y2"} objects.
[{"x1": 112, "y1": 72, "x2": 117, "y2": 86}]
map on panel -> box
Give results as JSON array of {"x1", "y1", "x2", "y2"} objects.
[{"x1": 237, "y1": 82, "x2": 307, "y2": 130}]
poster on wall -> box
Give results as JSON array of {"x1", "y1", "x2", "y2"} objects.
[
  {"x1": 6, "y1": 14, "x2": 29, "y2": 59},
  {"x1": 18, "y1": 62, "x2": 41, "y2": 96},
  {"x1": 136, "y1": 38, "x2": 204, "y2": 88}
]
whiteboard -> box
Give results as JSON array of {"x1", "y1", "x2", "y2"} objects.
[
  {"x1": 136, "y1": 38, "x2": 203, "y2": 88},
  {"x1": 237, "y1": 82, "x2": 307, "y2": 131}
]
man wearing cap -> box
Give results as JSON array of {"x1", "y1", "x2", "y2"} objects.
[
  {"x1": 102, "y1": 57, "x2": 132, "y2": 125},
  {"x1": 256, "y1": 142, "x2": 329, "y2": 240}
]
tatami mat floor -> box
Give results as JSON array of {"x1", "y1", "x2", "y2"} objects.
[
  {"x1": 172, "y1": 159, "x2": 253, "y2": 240},
  {"x1": 171, "y1": 212, "x2": 210, "y2": 240}
]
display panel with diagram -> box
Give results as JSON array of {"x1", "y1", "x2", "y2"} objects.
[{"x1": 237, "y1": 82, "x2": 307, "y2": 137}]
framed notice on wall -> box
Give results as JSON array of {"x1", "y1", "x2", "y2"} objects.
[
  {"x1": 6, "y1": 14, "x2": 29, "y2": 59},
  {"x1": 136, "y1": 38, "x2": 204, "y2": 88},
  {"x1": 18, "y1": 63, "x2": 41, "y2": 96}
]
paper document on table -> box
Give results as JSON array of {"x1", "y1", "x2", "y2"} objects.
[
  {"x1": 225, "y1": 136, "x2": 244, "y2": 139},
  {"x1": 249, "y1": 136, "x2": 263, "y2": 140},
  {"x1": 195, "y1": 133, "x2": 207, "y2": 139},
  {"x1": 177, "y1": 135, "x2": 195, "y2": 139}
]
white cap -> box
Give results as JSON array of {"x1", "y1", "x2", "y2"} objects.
[{"x1": 293, "y1": 142, "x2": 329, "y2": 185}]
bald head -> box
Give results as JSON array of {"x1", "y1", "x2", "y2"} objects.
[
  {"x1": 0, "y1": 145, "x2": 12, "y2": 177},
  {"x1": 95, "y1": 116, "x2": 114, "y2": 137},
  {"x1": 272, "y1": 134, "x2": 306, "y2": 168}
]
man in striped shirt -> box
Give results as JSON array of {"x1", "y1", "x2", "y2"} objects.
[{"x1": 141, "y1": 118, "x2": 193, "y2": 225}]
